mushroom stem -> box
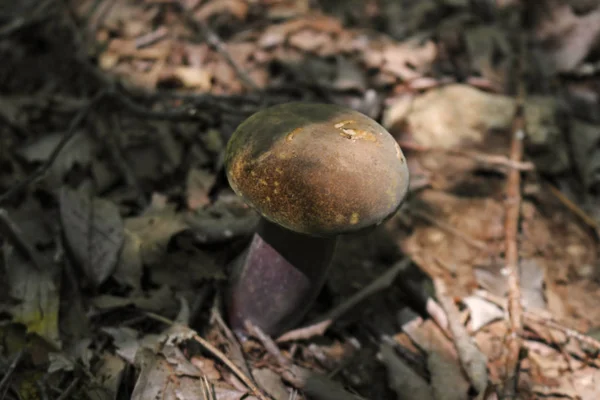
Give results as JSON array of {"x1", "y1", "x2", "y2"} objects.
[{"x1": 226, "y1": 218, "x2": 337, "y2": 336}]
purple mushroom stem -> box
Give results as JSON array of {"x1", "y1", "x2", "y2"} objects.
[{"x1": 226, "y1": 218, "x2": 337, "y2": 336}]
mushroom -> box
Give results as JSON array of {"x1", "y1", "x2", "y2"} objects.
[{"x1": 224, "y1": 102, "x2": 410, "y2": 336}]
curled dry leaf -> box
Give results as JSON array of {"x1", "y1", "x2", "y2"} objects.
[
  {"x1": 194, "y1": 0, "x2": 249, "y2": 21},
  {"x1": 59, "y1": 188, "x2": 124, "y2": 285}
]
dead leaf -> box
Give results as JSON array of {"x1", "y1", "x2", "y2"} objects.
[
  {"x1": 332, "y1": 56, "x2": 366, "y2": 91},
  {"x1": 132, "y1": 346, "x2": 244, "y2": 400},
  {"x1": 18, "y1": 131, "x2": 95, "y2": 188},
  {"x1": 463, "y1": 296, "x2": 504, "y2": 332},
  {"x1": 3, "y1": 203, "x2": 61, "y2": 349},
  {"x1": 191, "y1": 356, "x2": 221, "y2": 380},
  {"x1": 48, "y1": 352, "x2": 75, "y2": 373},
  {"x1": 124, "y1": 208, "x2": 188, "y2": 266},
  {"x1": 113, "y1": 229, "x2": 143, "y2": 291},
  {"x1": 288, "y1": 29, "x2": 332, "y2": 52},
  {"x1": 194, "y1": 0, "x2": 249, "y2": 21},
  {"x1": 59, "y1": 187, "x2": 124, "y2": 285},
  {"x1": 378, "y1": 343, "x2": 434, "y2": 400},
  {"x1": 428, "y1": 352, "x2": 468, "y2": 400},
  {"x1": 569, "y1": 118, "x2": 600, "y2": 193},
  {"x1": 87, "y1": 352, "x2": 126, "y2": 400},
  {"x1": 186, "y1": 168, "x2": 216, "y2": 211},
  {"x1": 534, "y1": 3, "x2": 600, "y2": 72},
  {"x1": 159, "y1": 66, "x2": 212, "y2": 90},
  {"x1": 380, "y1": 39, "x2": 437, "y2": 81},
  {"x1": 253, "y1": 368, "x2": 289, "y2": 400},
  {"x1": 4, "y1": 244, "x2": 61, "y2": 349},
  {"x1": 92, "y1": 286, "x2": 177, "y2": 315}
]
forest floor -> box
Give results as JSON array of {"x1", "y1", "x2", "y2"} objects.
[{"x1": 1, "y1": 0, "x2": 600, "y2": 399}]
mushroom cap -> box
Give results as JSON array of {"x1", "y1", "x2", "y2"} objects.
[{"x1": 225, "y1": 102, "x2": 410, "y2": 237}]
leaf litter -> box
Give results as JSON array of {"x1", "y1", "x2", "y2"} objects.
[{"x1": 1, "y1": 0, "x2": 600, "y2": 399}]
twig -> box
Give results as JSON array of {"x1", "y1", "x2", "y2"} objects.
[
  {"x1": 0, "y1": 209, "x2": 46, "y2": 271},
  {"x1": 546, "y1": 183, "x2": 599, "y2": 230},
  {"x1": 500, "y1": 100, "x2": 525, "y2": 399},
  {"x1": 55, "y1": 377, "x2": 80, "y2": 400},
  {"x1": 277, "y1": 259, "x2": 411, "y2": 342},
  {"x1": 398, "y1": 141, "x2": 535, "y2": 172},
  {"x1": 499, "y1": 9, "x2": 528, "y2": 395},
  {"x1": 0, "y1": 350, "x2": 23, "y2": 396},
  {"x1": 0, "y1": 90, "x2": 107, "y2": 205},
  {"x1": 475, "y1": 290, "x2": 600, "y2": 353},
  {"x1": 177, "y1": 2, "x2": 260, "y2": 94},
  {"x1": 0, "y1": 0, "x2": 54, "y2": 38},
  {"x1": 246, "y1": 322, "x2": 366, "y2": 400},
  {"x1": 433, "y1": 278, "x2": 488, "y2": 395},
  {"x1": 113, "y1": 91, "x2": 213, "y2": 123},
  {"x1": 144, "y1": 312, "x2": 271, "y2": 400},
  {"x1": 95, "y1": 115, "x2": 148, "y2": 208},
  {"x1": 210, "y1": 299, "x2": 254, "y2": 379}
]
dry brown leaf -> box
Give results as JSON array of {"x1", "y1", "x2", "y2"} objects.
[
  {"x1": 195, "y1": 0, "x2": 249, "y2": 21},
  {"x1": 258, "y1": 15, "x2": 342, "y2": 48},
  {"x1": 288, "y1": 29, "x2": 332, "y2": 52},
  {"x1": 108, "y1": 38, "x2": 170, "y2": 59},
  {"x1": 380, "y1": 40, "x2": 437, "y2": 81},
  {"x1": 252, "y1": 368, "x2": 290, "y2": 400},
  {"x1": 535, "y1": 3, "x2": 600, "y2": 72},
  {"x1": 186, "y1": 168, "x2": 216, "y2": 210},
  {"x1": 160, "y1": 66, "x2": 212, "y2": 90},
  {"x1": 191, "y1": 356, "x2": 222, "y2": 380}
]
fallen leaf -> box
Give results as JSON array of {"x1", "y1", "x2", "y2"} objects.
[
  {"x1": 160, "y1": 66, "x2": 212, "y2": 90},
  {"x1": 463, "y1": 296, "x2": 504, "y2": 332},
  {"x1": 194, "y1": 0, "x2": 249, "y2": 21},
  {"x1": 88, "y1": 352, "x2": 126, "y2": 400},
  {"x1": 17, "y1": 131, "x2": 95, "y2": 188},
  {"x1": 186, "y1": 168, "x2": 216, "y2": 211},
  {"x1": 59, "y1": 187, "x2": 124, "y2": 285},
  {"x1": 253, "y1": 368, "x2": 289, "y2": 400},
  {"x1": 91, "y1": 286, "x2": 177, "y2": 315},
  {"x1": 112, "y1": 230, "x2": 143, "y2": 291},
  {"x1": 534, "y1": 3, "x2": 600, "y2": 72},
  {"x1": 381, "y1": 39, "x2": 437, "y2": 81},
  {"x1": 378, "y1": 343, "x2": 434, "y2": 400},
  {"x1": 398, "y1": 84, "x2": 515, "y2": 148},
  {"x1": 191, "y1": 356, "x2": 221, "y2": 380},
  {"x1": 124, "y1": 208, "x2": 188, "y2": 266}
]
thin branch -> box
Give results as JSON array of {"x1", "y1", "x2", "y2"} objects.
[
  {"x1": 277, "y1": 259, "x2": 411, "y2": 342},
  {"x1": 177, "y1": 1, "x2": 261, "y2": 94},
  {"x1": 0, "y1": 90, "x2": 107, "y2": 205},
  {"x1": 0, "y1": 351, "x2": 24, "y2": 396},
  {"x1": 144, "y1": 312, "x2": 271, "y2": 400}
]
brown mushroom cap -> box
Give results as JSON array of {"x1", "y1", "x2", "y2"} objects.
[{"x1": 225, "y1": 102, "x2": 410, "y2": 237}]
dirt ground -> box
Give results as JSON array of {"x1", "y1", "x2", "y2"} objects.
[{"x1": 1, "y1": 0, "x2": 600, "y2": 399}]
